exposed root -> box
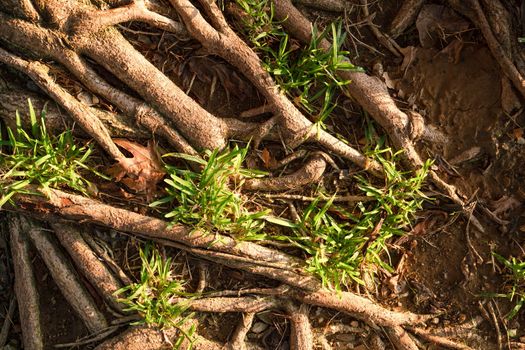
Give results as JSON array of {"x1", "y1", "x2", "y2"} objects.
[
  {"x1": 284, "y1": 302, "x2": 314, "y2": 350},
  {"x1": 0, "y1": 47, "x2": 125, "y2": 161},
  {"x1": 385, "y1": 326, "x2": 418, "y2": 350},
  {"x1": 52, "y1": 223, "x2": 126, "y2": 313},
  {"x1": 407, "y1": 326, "x2": 476, "y2": 350},
  {"x1": 389, "y1": 0, "x2": 426, "y2": 38},
  {"x1": 8, "y1": 214, "x2": 43, "y2": 350},
  {"x1": 94, "y1": 325, "x2": 222, "y2": 350},
  {"x1": 24, "y1": 217, "x2": 109, "y2": 333},
  {"x1": 11, "y1": 188, "x2": 431, "y2": 330},
  {"x1": 224, "y1": 312, "x2": 255, "y2": 350},
  {"x1": 244, "y1": 155, "x2": 327, "y2": 191},
  {"x1": 448, "y1": 0, "x2": 525, "y2": 99},
  {"x1": 81, "y1": 230, "x2": 133, "y2": 286},
  {"x1": 0, "y1": 90, "x2": 150, "y2": 140},
  {"x1": 171, "y1": 0, "x2": 381, "y2": 175},
  {"x1": 195, "y1": 261, "x2": 207, "y2": 294}
]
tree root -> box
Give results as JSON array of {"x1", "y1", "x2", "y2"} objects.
[
  {"x1": 94, "y1": 324, "x2": 222, "y2": 350},
  {"x1": 0, "y1": 47, "x2": 125, "y2": 161},
  {"x1": 170, "y1": 0, "x2": 382, "y2": 175},
  {"x1": 389, "y1": 0, "x2": 427, "y2": 38},
  {"x1": 8, "y1": 214, "x2": 44, "y2": 350},
  {"x1": 244, "y1": 155, "x2": 326, "y2": 191},
  {"x1": 284, "y1": 302, "x2": 314, "y2": 350},
  {"x1": 24, "y1": 217, "x2": 109, "y2": 333},
  {"x1": 224, "y1": 312, "x2": 255, "y2": 350},
  {"x1": 52, "y1": 223, "x2": 126, "y2": 313},
  {"x1": 0, "y1": 90, "x2": 150, "y2": 140},
  {"x1": 448, "y1": 0, "x2": 525, "y2": 99}
]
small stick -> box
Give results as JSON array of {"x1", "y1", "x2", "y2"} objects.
[
  {"x1": 240, "y1": 105, "x2": 272, "y2": 118},
  {"x1": 8, "y1": 214, "x2": 43, "y2": 350}
]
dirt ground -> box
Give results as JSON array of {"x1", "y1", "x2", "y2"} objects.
[{"x1": 1, "y1": 0, "x2": 525, "y2": 349}]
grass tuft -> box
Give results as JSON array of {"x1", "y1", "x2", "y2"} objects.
[
  {"x1": 235, "y1": 0, "x2": 362, "y2": 128},
  {"x1": 0, "y1": 99, "x2": 100, "y2": 207},
  {"x1": 151, "y1": 145, "x2": 270, "y2": 240},
  {"x1": 116, "y1": 243, "x2": 196, "y2": 349},
  {"x1": 493, "y1": 253, "x2": 525, "y2": 319},
  {"x1": 270, "y1": 148, "x2": 431, "y2": 290}
]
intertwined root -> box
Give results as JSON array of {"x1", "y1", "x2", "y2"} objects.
[{"x1": 0, "y1": 0, "x2": 509, "y2": 348}]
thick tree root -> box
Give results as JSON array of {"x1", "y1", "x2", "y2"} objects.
[
  {"x1": 0, "y1": 48, "x2": 125, "y2": 161},
  {"x1": 24, "y1": 217, "x2": 109, "y2": 333},
  {"x1": 94, "y1": 325, "x2": 221, "y2": 350},
  {"x1": 52, "y1": 223, "x2": 126, "y2": 313},
  {"x1": 285, "y1": 302, "x2": 314, "y2": 350},
  {"x1": 8, "y1": 214, "x2": 44, "y2": 350}
]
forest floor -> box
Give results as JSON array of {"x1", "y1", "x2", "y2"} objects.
[{"x1": 1, "y1": 0, "x2": 525, "y2": 349}]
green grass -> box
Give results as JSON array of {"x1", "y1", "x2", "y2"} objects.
[
  {"x1": 270, "y1": 147, "x2": 431, "y2": 290},
  {"x1": 116, "y1": 243, "x2": 196, "y2": 349},
  {"x1": 493, "y1": 253, "x2": 525, "y2": 319},
  {"x1": 235, "y1": 0, "x2": 362, "y2": 128},
  {"x1": 151, "y1": 145, "x2": 270, "y2": 240},
  {"x1": 0, "y1": 100, "x2": 100, "y2": 207}
]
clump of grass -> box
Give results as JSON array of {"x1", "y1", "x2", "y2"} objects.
[
  {"x1": 116, "y1": 244, "x2": 196, "y2": 349},
  {"x1": 272, "y1": 148, "x2": 431, "y2": 290},
  {"x1": 0, "y1": 100, "x2": 99, "y2": 207},
  {"x1": 151, "y1": 145, "x2": 270, "y2": 240},
  {"x1": 493, "y1": 253, "x2": 525, "y2": 319},
  {"x1": 235, "y1": 0, "x2": 362, "y2": 128}
]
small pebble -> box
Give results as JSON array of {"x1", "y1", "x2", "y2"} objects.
[
  {"x1": 431, "y1": 317, "x2": 440, "y2": 325},
  {"x1": 350, "y1": 320, "x2": 359, "y2": 328},
  {"x1": 251, "y1": 322, "x2": 268, "y2": 334}
]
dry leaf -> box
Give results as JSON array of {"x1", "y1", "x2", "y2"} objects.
[
  {"x1": 108, "y1": 139, "x2": 165, "y2": 198},
  {"x1": 260, "y1": 148, "x2": 274, "y2": 169}
]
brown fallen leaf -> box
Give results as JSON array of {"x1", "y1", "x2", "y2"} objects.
[{"x1": 107, "y1": 139, "x2": 165, "y2": 198}]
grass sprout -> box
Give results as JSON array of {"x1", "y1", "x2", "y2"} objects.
[
  {"x1": 116, "y1": 244, "x2": 196, "y2": 349},
  {"x1": 0, "y1": 99, "x2": 100, "y2": 207},
  {"x1": 492, "y1": 253, "x2": 525, "y2": 319},
  {"x1": 151, "y1": 145, "x2": 270, "y2": 240}
]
